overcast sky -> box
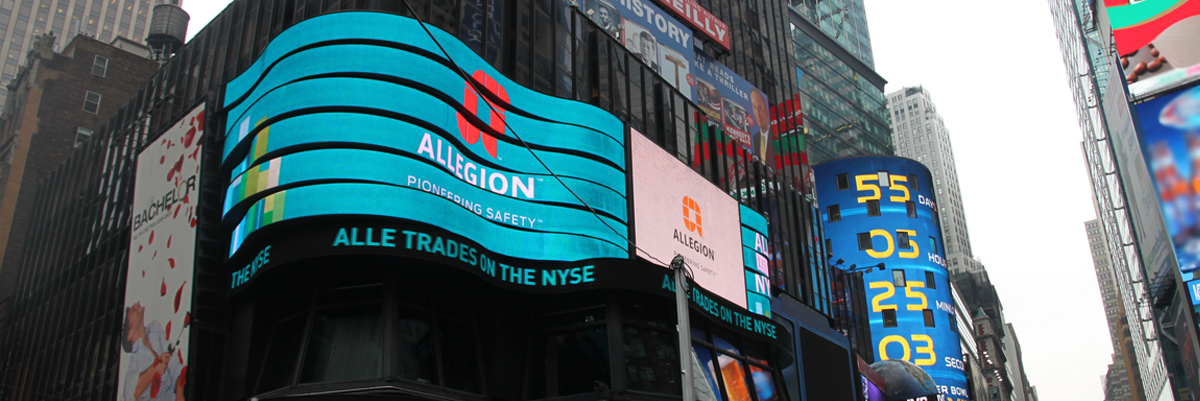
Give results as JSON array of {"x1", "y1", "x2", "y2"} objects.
[{"x1": 183, "y1": 1, "x2": 1110, "y2": 400}]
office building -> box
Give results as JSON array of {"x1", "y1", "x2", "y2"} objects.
[
  {"x1": 1050, "y1": 0, "x2": 1181, "y2": 399},
  {"x1": 886, "y1": 86, "x2": 981, "y2": 274},
  {"x1": 1088, "y1": 218, "x2": 1140, "y2": 401},
  {"x1": 789, "y1": 0, "x2": 892, "y2": 164},
  {"x1": 0, "y1": 1, "x2": 866, "y2": 401},
  {"x1": 0, "y1": 0, "x2": 179, "y2": 112}
]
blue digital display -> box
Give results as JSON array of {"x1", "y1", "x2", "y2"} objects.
[
  {"x1": 221, "y1": 13, "x2": 628, "y2": 277},
  {"x1": 1134, "y1": 85, "x2": 1200, "y2": 273},
  {"x1": 813, "y1": 157, "x2": 969, "y2": 401}
]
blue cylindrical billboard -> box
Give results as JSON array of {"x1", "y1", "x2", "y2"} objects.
[{"x1": 814, "y1": 156, "x2": 969, "y2": 401}]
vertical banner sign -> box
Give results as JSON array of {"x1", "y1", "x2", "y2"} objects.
[
  {"x1": 692, "y1": 50, "x2": 773, "y2": 165},
  {"x1": 1134, "y1": 84, "x2": 1200, "y2": 273},
  {"x1": 570, "y1": 0, "x2": 696, "y2": 102},
  {"x1": 741, "y1": 204, "x2": 771, "y2": 316},
  {"x1": 117, "y1": 105, "x2": 204, "y2": 401}
]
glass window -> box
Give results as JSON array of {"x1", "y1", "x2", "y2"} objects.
[
  {"x1": 92, "y1": 55, "x2": 107, "y2": 77},
  {"x1": 882, "y1": 309, "x2": 897, "y2": 327},
  {"x1": 925, "y1": 271, "x2": 936, "y2": 289},
  {"x1": 300, "y1": 305, "x2": 384, "y2": 383},
  {"x1": 394, "y1": 306, "x2": 436, "y2": 384},
  {"x1": 836, "y1": 173, "x2": 849, "y2": 190},
  {"x1": 83, "y1": 90, "x2": 100, "y2": 114},
  {"x1": 866, "y1": 200, "x2": 880, "y2": 217},
  {"x1": 897, "y1": 231, "x2": 910, "y2": 250},
  {"x1": 908, "y1": 174, "x2": 919, "y2": 191},
  {"x1": 892, "y1": 270, "x2": 906, "y2": 287},
  {"x1": 923, "y1": 309, "x2": 935, "y2": 327},
  {"x1": 827, "y1": 204, "x2": 840, "y2": 222},
  {"x1": 905, "y1": 201, "x2": 917, "y2": 218},
  {"x1": 75, "y1": 127, "x2": 92, "y2": 147},
  {"x1": 857, "y1": 232, "x2": 871, "y2": 251},
  {"x1": 624, "y1": 326, "x2": 680, "y2": 394},
  {"x1": 717, "y1": 354, "x2": 753, "y2": 401}
]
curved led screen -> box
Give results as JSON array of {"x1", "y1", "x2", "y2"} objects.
[
  {"x1": 813, "y1": 156, "x2": 969, "y2": 401},
  {"x1": 221, "y1": 12, "x2": 628, "y2": 291}
]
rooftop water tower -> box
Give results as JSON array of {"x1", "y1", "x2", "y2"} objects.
[{"x1": 146, "y1": 4, "x2": 189, "y2": 62}]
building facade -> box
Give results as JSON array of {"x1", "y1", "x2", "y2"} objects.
[
  {"x1": 1088, "y1": 218, "x2": 1140, "y2": 401},
  {"x1": 0, "y1": 32, "x2": 158, "y2": 309},
  {"x1": 1049, "y1": 0, "x2": 1182, "y2": 399},
  {"x1": 788, "y1": 1, "x2": 891, "y2": 164},
  {"x1": 885, "y1": 86, "x2": 980, "y2": 274},
  {"x1": 0, "y1": 1, "x2": 873, "y2": 401},
  {"x1": 0, "y1": 0, "x2": 179, "y2": 111}
]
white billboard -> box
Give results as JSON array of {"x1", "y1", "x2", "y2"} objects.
[
  {"x1": 631, "y1": 129, "x2": 745, "y2": 307},
  {"x1": 117, "y1": 105, "x2": 205, "y2": 401}
]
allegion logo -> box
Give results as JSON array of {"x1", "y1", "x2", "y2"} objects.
[
  {"x1": 675, "y1": 196, "x2": 714, "y2": 260},
  {"x1": 683, "y1": 196, "x2": 703, "y2": 237},
  {"x1": 457, "y1": 70, "x2": 509, "y2": 158}
]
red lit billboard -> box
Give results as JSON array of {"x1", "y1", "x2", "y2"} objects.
[
  {"x1": 651, "y1": 0, "x2": 730, "y2": 51},
  {"x1": 1107, "y1": 0, "x2": 1200, "y2": 96}
]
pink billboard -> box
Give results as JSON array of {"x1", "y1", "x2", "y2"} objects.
[{"x1": 631, "y1": 129, "x2": 746, "y2": 308}]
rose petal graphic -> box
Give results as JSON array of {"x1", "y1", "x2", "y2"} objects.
[
  {"x1": 161, "y1": 279, "x2": 167, "y2": 296},
  {"x1": 174, "y1": 281, "x2": 186, "y2": 312},
  {"x1": 152, "y1": 251, "x2": 157, "y2": 260},
  {"x1": 151, "y1": 372, "x2": 162, "y2": 398},
  {"x1": 148, "y1": 231, "x2": 154, "y2": 245},
  {"x1": 174, "y1": 204, "x2": 181, "y2": 219},
  {"x1": 168, "y1": 258, "x2": 175, "y2": 269},
  {"x1": 160, "y1": 155, "x2": 165, "y2": 164},
  {"x1": 142, "y1": 270, "x2": 145, "y2": 277},
  {"x1": 165, "y1": 321, "x2": 172, "y2": 340},
  {"x1": 184, "y1": 127, "x2": 196, "y2": 148},
  {"x1": 183, "y1": 312, "x2": 191, "y2": 327},
  {"x1": 167, "y1": 236, "x2": 172, "y2": 248}
]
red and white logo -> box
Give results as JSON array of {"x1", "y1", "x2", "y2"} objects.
[{"x1": 457, "y1": 70, "x2": 510, "y2": 158}]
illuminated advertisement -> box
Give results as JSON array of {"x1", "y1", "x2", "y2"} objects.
[
  {"x1": 221, "y1": 12, "x2": 627, "y2": 291},
  {"x1": 863, "y1": 375, "x2": 887, "y2": 401},
  {"x1": 569, "y1": 0, "x2": 696, "y2": 101},
  {"x1": 1106, "y1": 0, "x2": 1200, "y2": 97},
  {"x1": 118, "y1": 105, "x2": 204, "y2": 401},
  {"x1": 1133, "y1": 84, "x2": 1200, "y2": 273},
  {"x1": 1188, "y1": 279, "x2": 1200, "y2": 305},
  {"x1": 813, "y1": 156, "x2": 969, "y2": 401},
  {"x1": 692, "y1": 50, "x2": 773, "y2": 164},
  {"x1": 648, "y1": 0, "x2": 729, "y2": 51},
  {"x1": 741, "y1": 204, "x2": 771, "y2": 316},
  {"x1": 631, "y1": 129, "x2": 746, "y2": 308}
]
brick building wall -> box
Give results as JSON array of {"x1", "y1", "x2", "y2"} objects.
[{"x1": 0, "y1": 33, "x2": 159, "y2": 305}]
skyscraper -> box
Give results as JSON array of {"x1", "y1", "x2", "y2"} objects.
[
  {"x1": 1087, "y1": 218, "x2": 1140, "y2": 401},
  {"x1": 1049, "y1": 0, "x2": 1174, "y2": 399},
  {"x1": 789, "y1": 0, "x2": 892, "y2": 164},
  {"x1": 885, "y1": 86, "x2": 981, "y2": 274},
  {"x1": 0, "y1": 0, "x2": 178, "y2": 110}
]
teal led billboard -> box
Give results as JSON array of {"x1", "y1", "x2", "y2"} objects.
[
  {"x1": 813, "y1": 156, "x2": 969, "y2": 401},
  {"x1": 220, "y1": 12, "x2": 627, "y2": 291}
]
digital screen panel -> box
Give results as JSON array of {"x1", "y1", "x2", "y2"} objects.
[
  {"x1": 1134, "y1": 84, "x2": 1200, "y2": 273},
  {"x1": 813, "y1": 156, "x2": 969, "y2": 401},
  {"x1": 1106, "y1": 0, "x2": 1200, "y2": 97},
  {"x1": 567, "y1": 0, "x2": 696, "y2": 102},
  {"x1": 118, "y1": 105, "x2": 205, "y2": 401},
  {"x1": 631, "y1": 130, "x2": 745, "y2": 308},
  {"x1": 221, "y1": 12, "x2": 627, "y2": 290},
  {"x1": 863, "y1": 374, "x2": 886, "y2": 401}
]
